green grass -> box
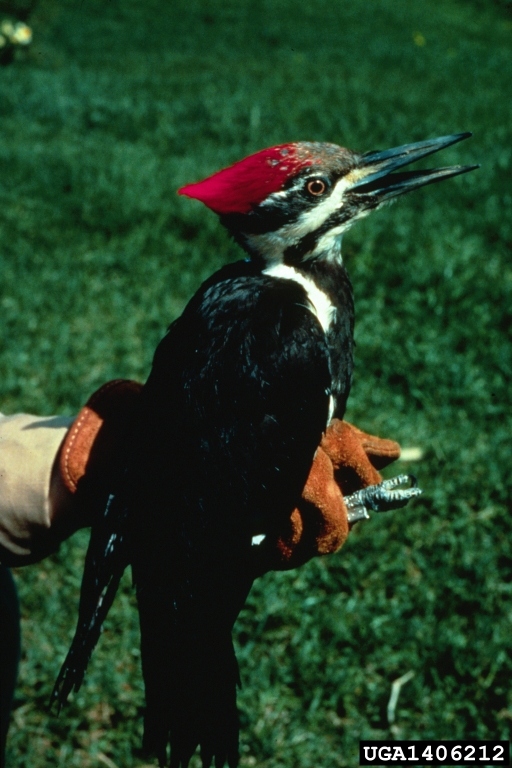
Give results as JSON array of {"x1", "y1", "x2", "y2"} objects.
[{"x1": 1, "y1": 0, "x2": 511, "y2": 765}]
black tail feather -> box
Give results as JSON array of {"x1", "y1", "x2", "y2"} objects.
[
  {"x1": 139, "y1": 604, "x2": 241, "y2": 768},
  {"x1": 51, "y1": 492, "x2": 131, "y2": 709}
]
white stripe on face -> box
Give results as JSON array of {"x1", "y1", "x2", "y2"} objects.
[{"x1": 245, "y1": 172, "x2": 364, "y2": 263}]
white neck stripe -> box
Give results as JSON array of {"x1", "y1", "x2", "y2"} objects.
[{"x1": 263, "y1": 263, "x2": 335, "y2": 333}]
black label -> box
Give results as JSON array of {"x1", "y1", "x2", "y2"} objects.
[{"x1": 359, "y1": 741, "x2": 510, "y2": 766}]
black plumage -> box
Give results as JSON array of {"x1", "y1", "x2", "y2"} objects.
[{"x1": 132, "y1": 260, "x2": 337, "y2": 766}]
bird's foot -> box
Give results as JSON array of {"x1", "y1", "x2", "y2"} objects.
[{"x1": 345, "y1": 474, "x2": 422, "y2": 523}]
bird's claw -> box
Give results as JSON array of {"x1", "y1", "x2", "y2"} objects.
[{"x1": 345, "y1": 474, "x2": 422, "y2": 523}]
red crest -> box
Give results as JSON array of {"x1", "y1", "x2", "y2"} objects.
[{"x1": 178, "y1": 144, "x2": 315, "y2": 215}]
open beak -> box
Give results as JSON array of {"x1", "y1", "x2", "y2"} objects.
[{"x1": 350, "y1": 132, "x2": 478, "y2": 202}]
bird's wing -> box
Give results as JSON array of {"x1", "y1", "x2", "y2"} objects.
[{"x1": 133, "y1": 271, "x2": 332, "y2": 767}]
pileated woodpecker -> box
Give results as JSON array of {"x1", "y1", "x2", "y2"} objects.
[{"x1": 53, "y1": 134, "x2": 476, "y2": 768}]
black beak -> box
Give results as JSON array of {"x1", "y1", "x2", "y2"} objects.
[{"x1": 350, "y1": 132, "x2": 479, "y2": 202}]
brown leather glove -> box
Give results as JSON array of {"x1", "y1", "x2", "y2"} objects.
[
  {"x1": 252, "y1": 420, "x2": 401, "y2": 573},
  {"x1": 60, "y1": 381, "x2": 401, "y2": 574}
]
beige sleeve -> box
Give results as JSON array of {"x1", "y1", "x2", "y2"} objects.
[{"x1": 0, "y1": 413, "x2": 75, "y2": 564}]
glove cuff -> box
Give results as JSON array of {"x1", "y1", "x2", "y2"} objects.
[{"x1": 60, "y1": 379, "x2": 142, "y2": 494}]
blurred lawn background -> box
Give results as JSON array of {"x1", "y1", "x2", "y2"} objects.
[{"x1": 1, "y1": 0, "x2": 511, "y2": 765}]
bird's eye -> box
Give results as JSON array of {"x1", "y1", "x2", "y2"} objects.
[{"x1": 306, "y1": 179, "x2": 327, "y2": 196}]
